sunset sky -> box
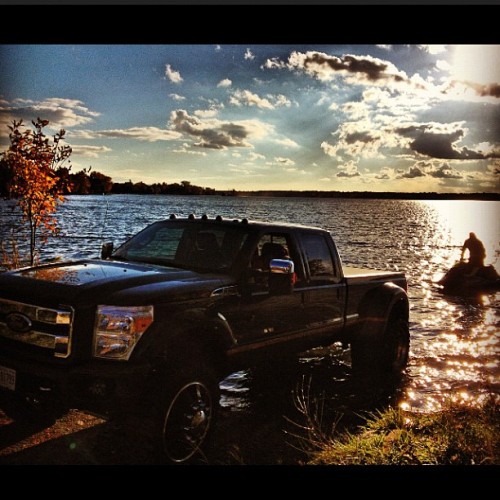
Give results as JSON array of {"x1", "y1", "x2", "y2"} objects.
[{"x1": 1, "y1": 44, "x2": 499, "y2": 193}]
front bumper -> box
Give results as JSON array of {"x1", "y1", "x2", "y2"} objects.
[{"x1": 0, "y1": 354, "x2": 154, "y2": 417}]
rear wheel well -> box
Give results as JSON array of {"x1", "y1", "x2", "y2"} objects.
[{"x1": 351, "y1": 285, "x2": 410, "y2": 379}]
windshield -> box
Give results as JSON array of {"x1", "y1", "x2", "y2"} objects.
[{"x1": 113, "y1": 221, "x2": 248, "y2": 273}]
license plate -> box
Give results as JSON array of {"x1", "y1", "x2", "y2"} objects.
[{"x1": 0, "y1": 364, "x2": 16, "y2": 391}]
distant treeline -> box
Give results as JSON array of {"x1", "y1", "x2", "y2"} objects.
[
  {"x1": 0, "y1": 164, "x2": 217, "y2": 197},
  {"x1": 231, "y1": 190, "x2": 500, "y2": 201},
  {"x1": 0, "y1": 163, "x2": 498, "y2": 200},
  {"x1": 67, "y1": 170, "x2": 216, "y2": 196}
]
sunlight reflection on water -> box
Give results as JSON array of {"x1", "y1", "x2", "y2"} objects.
[{"x1": 1, "y1": 195, "x2": 499, "y2": 415}]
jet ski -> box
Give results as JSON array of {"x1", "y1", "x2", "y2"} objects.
[{"x1": 437, "y1": 261, "x2": 500, "y2": 294}]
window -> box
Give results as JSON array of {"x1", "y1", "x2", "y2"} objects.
[
  {"x1": 301, "y1": 233, "x2": 336, "y2": 282},
  {"x1": 114, "y1": 222, "x2": 247, "y2": 272}
]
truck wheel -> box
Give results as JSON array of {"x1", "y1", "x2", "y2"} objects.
[
  {"x1": 351, "y1": 305, "x2": 409, "y2": 379},
  {"x1": 382, "y1": 309, "x2": 410, "y2": 376},
  {"x1": 157, "y1": 364, "x2": 219, "y2": 464}
]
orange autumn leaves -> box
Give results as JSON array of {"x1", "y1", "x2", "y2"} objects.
[{"x1": 2, "y1": 118, "x2": 72, "y2": 265}]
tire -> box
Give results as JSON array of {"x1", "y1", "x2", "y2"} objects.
[
  {"x1": 351, "y1": 304, "x2": 409, "y2": 380},
  {"x1": 151, "y1": 363, "x2": 220, "y2": 464}
]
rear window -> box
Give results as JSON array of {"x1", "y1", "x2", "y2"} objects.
[{"x1": 301, "y1": 233, "x2": 336, "y2": 283}]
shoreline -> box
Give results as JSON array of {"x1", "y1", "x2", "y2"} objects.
[{"x1": 59, "y1": 191, "x2": 500, "y2": 201}]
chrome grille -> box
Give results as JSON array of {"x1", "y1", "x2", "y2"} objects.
[{"x1": 0, "y1": 298, "x2": 74, "y2": 358}]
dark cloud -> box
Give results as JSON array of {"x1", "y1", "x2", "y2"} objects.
[
  {"x1": 0, "y1": 98, "x2": 99, "y2": 133},
  {"x1": 395, "y1": 124, "x2": 500, "y2": 160},
  {"x1": 169, "y1": 109, "x2": 251, "y2": 149},
  {"x1": 429, "y1": 163, "x2": 463, "y2": 179},
  {"x1": 305, "y1": 53, "x2": 392, "y2": 82},
  {"x1": 397, "y1": 161, "x2": 463, "y2": 180},
  {"x1": 467, "y1": 82, "x2": 500, "y2": 98},
  {"x1": 398, "y1": 165, "x2": 426, "y2": 179},
  {"x1": 336, "y1": 171, "x2": 361, "y2": 178},
  {"x1": 271, "y1": 51, "x2": 409, "y2": 86},
  {"x1": 345, "y1": 131, "x2": 378, "y2": 144}
]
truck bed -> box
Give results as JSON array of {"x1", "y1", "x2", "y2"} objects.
[{"x1": 343, "y1": 266, "x2": 406, "y2": 288}]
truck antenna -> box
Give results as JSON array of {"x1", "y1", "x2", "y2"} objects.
[{"x1": 99, "y1": 194, "x2": 110, "y2": 242}]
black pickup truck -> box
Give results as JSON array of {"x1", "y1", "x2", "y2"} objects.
[{"x1": 0, "y1": 215, "x2": 409, "y2": 462}]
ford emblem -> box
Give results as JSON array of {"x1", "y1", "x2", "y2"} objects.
[{"x1": 6, "y1": 312, "x2": 32, "y2": 334}]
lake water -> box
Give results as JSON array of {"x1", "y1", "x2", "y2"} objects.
[{"x1": 1, "y1": 195, "x2": 499, "y2": 462}]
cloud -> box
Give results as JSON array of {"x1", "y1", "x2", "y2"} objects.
[
  {"x1": 489, "y1": 160, "x2": 500, "y2": 175},
  {"x1": 194, "y1": 108, "x2": 219, "y2": 118},
  {"x1": 375, "y1": 167, "x2": 395, "y2": 180},
  {"x1": 275, "y1": 137, "x2": 299, "y2": 148},
  {"x1": 418, "y1": 45, "x2": 447, "y2": 55},
  {"x1": 72, "y1": 144, "x2": 112, "y2": 158},
  {"x1": 0, "y1": 98, "x2": 100, "y2": 133},
  {"x1": 261, "y1": 57, "x2": 285, "y2": 70},
  {"x1": 244, "y1": 48, "x2": 255, "y2": 61},
  {"x1": 322, "y1": 121, "x2": 388, "y2": 159},
  {"x1": 275, "y1": 157, "x2": 295, "y2": 166},
  {"x1": 336, "y1": 160, "x2": 360, "y2": 178},
  {"x1": 229, "y1": 89, "x2": 274, "y2": 110},
  {"x1": 217, "y1": 78, "x2": 232, "y2": 88},
  {"x1": 97, "y1": 127, "x2": 182, "y2": 142},
  {"x1": 169, "y1": 109, "x2": 270, "y2": 150},
  {"x1": 165, "y1": 64, "x2": 183, "y2": 84},
  {"x1": 247, "y1": 152, "x2": 266, "y2": 161},
  {"x1": 436, "y1": 60, "x2": 451, "y2": 72},
  {"x1": 273, "y1": 94, "x2": 292, "y2": 107},
  {"x1": 464, "y1": 82, "x2": 500, "y2": 98},
  {"x1": 321, "y1": 141, "x2": 337, "y2": 157},
  {"x1": 376, "y1": 45, "x2": 392, "y2": 51},
  {"x1": 229, "y1": 90, "x2": 293, "y2": 110},
  {"x1": 169, "y1": 93, "x2": 186, "y2": 101},
  {"x1": 215, "y1": 45, "x2": 221, "y2": 52},
  {"x1": 172, "y1": 143, "x2": 207, "y2": 156},
  {"x1": 397, "y1": 160, "x2": 463, "y2": 180},
  {"x1": 264, "y1": 51, "x2": 409, "y2": 87},
  {"x1": 429, "y1": 163, "x2": 463, "y2": 179},
  {"x1": 73, "y1": 127, "x2": 182, "y2": 142},
  {"x1": 266, "y1": 157, "x2": 296, "y2": 167},
  {"x1": 398, "y1": 165, "x2": 427, "y2": 179},
  {"x1": 394, "y1": 122, "x2": 500, "y2": 160}
]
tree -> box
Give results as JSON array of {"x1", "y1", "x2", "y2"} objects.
[
  {"x1": 1, "y1": 118, "x2": 72, "y2": 266},
  {"x1": 89, "y1": 170, "x2": 113, "y2": 194}
]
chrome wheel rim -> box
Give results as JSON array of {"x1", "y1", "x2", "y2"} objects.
[{"x1": 162, "y1": 381, "x2": 212, "y2": 463}]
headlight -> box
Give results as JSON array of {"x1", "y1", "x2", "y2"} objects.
[{"x1": 93, "y1": 305, "x2": 154, "y2": 360}]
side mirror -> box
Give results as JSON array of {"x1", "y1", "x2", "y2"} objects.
[
  {"x1": 269, "y1": 259, "x2": 295, "y2": 295},
  {"x1": 101, "y1": 242, "x2": 114, "y2": 260}
]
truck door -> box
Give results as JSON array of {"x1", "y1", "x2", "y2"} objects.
[
  {"x1": 222, "y1": 232, "x2": 308, "y2": 346},
  {"x1": 297, "y1": 231, "x2": 346, "y2": 341}
]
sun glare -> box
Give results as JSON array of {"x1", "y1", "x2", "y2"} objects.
[{"x1": 450, "y1": 45, "x2": 500, "y2": 85}]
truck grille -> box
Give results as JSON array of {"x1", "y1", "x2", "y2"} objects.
[{"x1": 0, "y1": 298, "x2": 74, "y2": 358}]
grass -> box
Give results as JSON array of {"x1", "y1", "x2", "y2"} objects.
[{"x1": 303, "y1": 397, "x2": 499, "y2": 465}]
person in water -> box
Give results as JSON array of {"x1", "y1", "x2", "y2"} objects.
[{"x1": 460, "y1": 232, "x2": 486, "y2": 273}]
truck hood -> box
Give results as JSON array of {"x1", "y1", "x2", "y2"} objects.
[
  {"x1": 0, "y1": 260, "x2": 227, "y2": 306},
  {"x1": 16, "y1": 260, "x2": 170, "y2": 286}
]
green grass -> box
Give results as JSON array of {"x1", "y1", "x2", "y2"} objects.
[{"x1": 307, "y1": 398, "x2": 499, "y2": 465}]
